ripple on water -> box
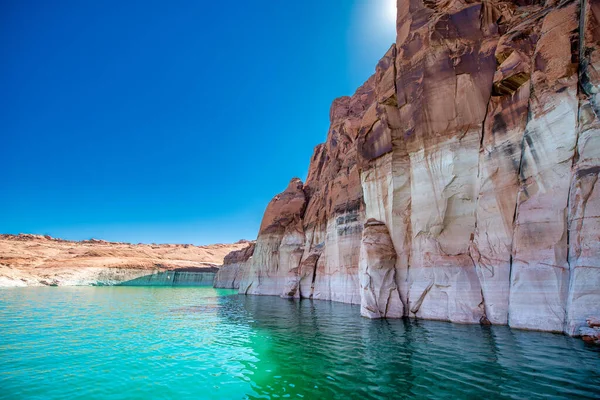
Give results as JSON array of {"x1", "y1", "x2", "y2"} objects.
[{"x1": 0, "y1": 287, "x2": 599, "y2": 400}]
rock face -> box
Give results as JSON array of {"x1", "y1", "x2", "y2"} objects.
[
  {"x1": 214, "y1": 242, "x2": 255, "y2": 289},
  {"x1": 359, "y1": 219, "x2": 403, "y2": 318},
  {"x1": 238, "y1": 178, "x2": 308, "y2": 297},
  {"x1": 232, "y1": 0, "x2": 600, "y2": 335},
  {"x1": 580, "y1": 316, "x2": 600, "y2": 343}
]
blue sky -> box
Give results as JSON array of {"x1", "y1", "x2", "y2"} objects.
[{"x1": 0, "y1": 0, "x2": 396, "y2": 244}]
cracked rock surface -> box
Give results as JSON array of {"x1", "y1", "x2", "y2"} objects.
[
  {"x1": 359, "y1": 219, "x2": 403, "y2": 318},
  {"x1": 213, "y1": 242, "x2": 255, "y2": 289},
  {"x1": 225, "y1": 0, "x2": 600, "y2": 335}
]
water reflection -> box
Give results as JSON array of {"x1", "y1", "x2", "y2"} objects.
[
  {"x1": 223, "y1": 295, "x2": 600, "y2": 400},
  {"x1": 0, "y1": 288, "x2": 598, "y2": 400}
]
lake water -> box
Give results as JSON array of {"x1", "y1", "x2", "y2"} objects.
[{"x1": 1, "y1": 287, "x2": 599, "y2": 399}]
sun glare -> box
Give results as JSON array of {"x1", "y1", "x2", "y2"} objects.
[
  {"x1": 385, "y1": 0, "x2": 397, "y2": 23},
  {"x1": 351, "y1": 0, "x2": 398, "y2": 62}
]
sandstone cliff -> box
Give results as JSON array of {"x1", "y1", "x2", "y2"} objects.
[
  {"x1": 214, "y1": 242, "x2": 255, "y2": 289},
  {"x1": 233, "y1": 0, "x2": 600, "y2": 335},
  {"x1": 0, "y1": 234, "x2": 248, "y2": 287}
]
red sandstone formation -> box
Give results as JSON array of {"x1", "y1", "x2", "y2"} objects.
[
  {"x1": 214, "y1": 242, "x2": 256, "y2": 289},
  {"x1": 229, "y1": 0, "x2": 600, "y2": 336}
]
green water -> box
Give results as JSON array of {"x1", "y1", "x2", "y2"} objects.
[{"x1": 0, "y1": 287, "x2": 599, "y2": 399}]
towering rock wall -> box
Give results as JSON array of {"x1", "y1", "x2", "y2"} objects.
[{"x1": 235, "y1": 0, "x2": 600, "y2": 335}]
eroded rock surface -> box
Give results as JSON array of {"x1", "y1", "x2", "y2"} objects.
[
  {"x1": 359, "y1": 219, "x2": 403, "y2": 318},
  {"x1": 580, "y1": 316, "x2": 600, "y2": 343},
  {"x1": 214, "y1": 242, "x2": 255, "y2": 289},
  {"x1": 238, "y1": 178, "x2": 308, "y2": 296},
  {"x1": 226, "y1": 0, "x2": 600, "y2": 335}
]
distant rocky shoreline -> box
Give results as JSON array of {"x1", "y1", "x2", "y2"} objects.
[{"x1": 0, "y1": 233, "x2": 249, "y2": 287}]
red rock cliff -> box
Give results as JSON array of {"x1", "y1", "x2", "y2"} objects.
[{"x1": 235, "y1": 0, "x2": 600, "y2": 335}]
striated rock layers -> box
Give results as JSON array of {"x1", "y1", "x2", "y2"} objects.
[
  {"x1": 214, "y1": 242, "x2": 256, "y2": 289},
  {"x1": 234, "y1": 0, "x2": 600, "y2": 335}
]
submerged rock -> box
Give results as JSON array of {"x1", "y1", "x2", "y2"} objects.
[{"x1": 580, "y1": 328, "x2": 600, "y2": 344}]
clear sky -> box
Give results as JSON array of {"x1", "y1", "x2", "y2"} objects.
[{"x1": 1, "y1": 0, "x2": 397, "y2": 245}]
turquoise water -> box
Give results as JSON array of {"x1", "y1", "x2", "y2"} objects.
[{"x1": 1, "y1": 287, "x2": 599, "y2": 399}]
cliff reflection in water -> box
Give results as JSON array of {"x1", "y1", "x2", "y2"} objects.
[
  {"x1": 1, "y1": 287, "x2": 598, "y2": 399},
  {"x1": 227, "y1": 295, "x2": 600, "y2": 399}
]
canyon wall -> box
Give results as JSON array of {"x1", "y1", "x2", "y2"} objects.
[
  {"x1": 214, "y1": 242, "x2": 255, "y2": 289},
  {"x1": 235, "y1": 0, "x2": 600, "y2": 335}
]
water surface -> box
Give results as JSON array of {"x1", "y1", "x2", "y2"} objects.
[{"x1": 1, "y1": 287, "x2": 599, "y2": 399}]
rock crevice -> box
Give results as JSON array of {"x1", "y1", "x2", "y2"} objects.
[{"x1": 221, "y1": 0, "x2": 600, "y2": 335}]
